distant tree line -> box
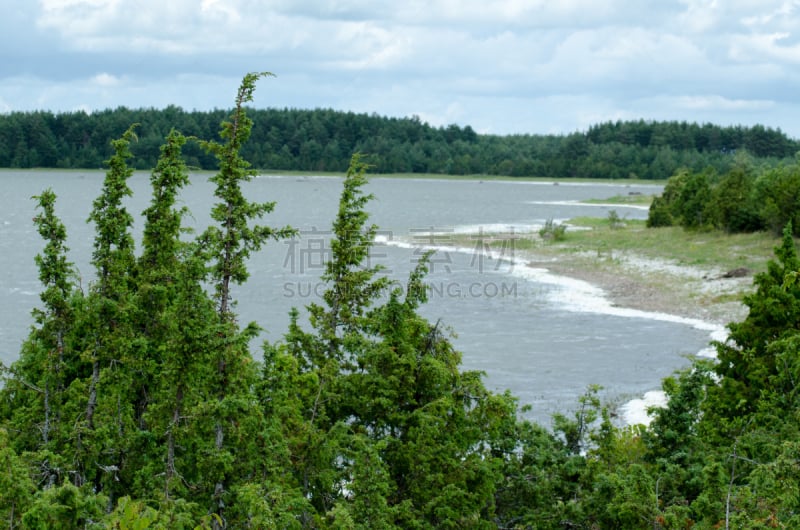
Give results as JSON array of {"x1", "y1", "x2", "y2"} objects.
[
  {"x1": 1, "y1": 106, "x2": 797, "y2": 178},
  {"x1": 648, "y1": 155, "x2": 800, "y2": 236}
]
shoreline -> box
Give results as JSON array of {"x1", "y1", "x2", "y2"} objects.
[
  {"x1": 522, "y1": 250, "x2": 751, "y2": 328},
  {"x1": 518, "y1": 247, "x2": 753, "y2": 424},
  {"x1": 382, "y1": 232, "x2": 755, "y2": 425}
]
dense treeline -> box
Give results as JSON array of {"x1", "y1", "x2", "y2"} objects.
[
  {"x1": 3, "y1": 74, "x2": 800, "y2": 528},
  {"x1": 1, "y1": 104, "x2": 798, "y2": 179},
  {"x1": 648, "y1": 156, "x2": 800, "y2": 236}
]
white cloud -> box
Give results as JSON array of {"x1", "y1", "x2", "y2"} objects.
[
  {"x1": 37, "y1": 0, "x2": 120, "y2": 40},
  {"x1": 730, "y1": 32, "x2": 800, "y2": 63},
  {"x1": 200, "y1": 0, "x2": 241, "y2": 22},
  {"x1": 741, "y1": 0, "x2": 800, "y2": 27},
  {"x1": 676, "y1": 0, "x2": 722, "y2": 33},
  {"x1": 671, "y1": 95, "x2": 775, "y2": 110},
  {"x1": 90, "y1": 72, "x2": 120, "y2": 86},
  {"x1": 0, "y1": 0, "x2": 794, "y2": 137},
  {"x1": 328, "y1": 21, "x2": 412, "y2": 70}
]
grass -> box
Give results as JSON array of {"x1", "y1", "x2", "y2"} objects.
[
  {"x1": 559, "y1": 218, "x2": 780, "y2": 273},
  {"x1": 581, "y1": 194, "x2": 656, "y2": 206},
  {"x1": 454, "y1": 217, "x2": 782, "y2": 276}
]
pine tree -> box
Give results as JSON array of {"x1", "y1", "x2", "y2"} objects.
[
  {"x1": 0, "y1": 428, "x2": 36, "y2": 527},
  {"x1": 197, "y1": 72, "x2": 295, "y2": 526},
  {"x1": 199, "y1": 71, "x2": 295, "y2": 317},
  {"x1": 129, "y1": 128, "x2": 216, "y2": 505},
  {"x1": 308, "y1": 153, "x2": 389, "y2": 363},
  {"x1": 711, "y1": 222, "x2": 800, "y2": 424},
  {"x1": 0, "y1": 126, "x2": 143, "y2": 510},
  {"x1": 0, "y1": 188, "x2": 79, "y2": 491},
  {"x1": 272, "y1": 155, "x2": 516, "y2": 527},
  {"x1": 75, "y1": 124, "x2": 141, "y2": 498},
  {"x1": 272, "y1": 154, "x2": 390, "y2": 520},
  {"x1": 351, "y1": 270, "x2": 505, "y2": 527}
]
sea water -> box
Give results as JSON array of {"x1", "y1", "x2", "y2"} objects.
[{"x1": 0, "y1": 170, "x2": 715, "y2": 425}]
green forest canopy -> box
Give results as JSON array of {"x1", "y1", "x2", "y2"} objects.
[
  {"x1": 1, "y1": 105, "x2": 797, "y2": 179},
  {"x1": 3, "y1": 74, "x2": 800, "y2": 528}
]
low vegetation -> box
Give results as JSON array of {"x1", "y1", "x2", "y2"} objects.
[
  {"x1": 562, "y1": 219, "x2": 779, "y2": 273},
  {"x1": 581, "y1": 193, "x2": 656, "y2": 206},
  {"x1": 470, "y1": 216, "x2": 778, "y2": 276}
]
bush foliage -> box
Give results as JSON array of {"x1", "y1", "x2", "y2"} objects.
[{"x1": 648, "y1": 156, "x2": 800, "y2": 236}]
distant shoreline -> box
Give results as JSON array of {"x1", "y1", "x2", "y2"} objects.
[{"x1": 0, "y1": 167, "x2": 669, "y2": 187}]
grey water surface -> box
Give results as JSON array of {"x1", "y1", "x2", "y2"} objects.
[{"x1": 0, "y1": 170, "x2": 710, "y2": 424}]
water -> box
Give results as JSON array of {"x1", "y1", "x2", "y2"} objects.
[{"x1": 0, "y1": 170, "x2": 714, "y2": 425}]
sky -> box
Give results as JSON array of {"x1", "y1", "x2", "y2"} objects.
[{"x1": 2, "y1": 0, "x2": 800, "y2": 137}]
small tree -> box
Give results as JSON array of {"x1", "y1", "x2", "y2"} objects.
[
  {"x1": 539, "y1": 218, "x2": 567, "y2": 241},
  {"x1": 607, "y1": 209, "x2": 624, "y2": 230}
]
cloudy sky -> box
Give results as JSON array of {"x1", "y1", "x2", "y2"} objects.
[{"x1": 2, "y1": 0, "x2": 800, "y2": 137}]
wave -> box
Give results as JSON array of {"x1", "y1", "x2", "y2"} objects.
[
  {"x1": 526, "y1": 200, "x2": 650, "y2": 211},
  {"x1": 377, "y1": 234, "x2": 721, "y2": 332},
  {"x1": 254, "y1": 174, "x2": 341, "y2": 181}
]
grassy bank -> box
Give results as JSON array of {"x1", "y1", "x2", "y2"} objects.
[
  {"x1": 555, "y1": 218, "x2": 779, "y2": 273},
  {"x1": 474, "y1": 217, "x2": 779, "y2": 275},
  {"x1": 580, "y1": 194, "x2": 656, "y2": 206},
  {"x1": 254, "y1": 168, "x2": 669, "y2": 186}
]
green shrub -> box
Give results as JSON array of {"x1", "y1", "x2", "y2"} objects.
[{"x1": 539, "y1": 218, "x2": 567, "y2": 241}]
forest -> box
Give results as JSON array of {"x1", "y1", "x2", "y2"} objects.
[
  {"x1": 2, "y1": 73, "x2": 800, "y2": 529},
  {"x1": 1, "y1": 101, "x2": 798, "y2": 180}
]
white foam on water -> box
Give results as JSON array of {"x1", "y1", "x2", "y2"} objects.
[
  {"x1": 513, "y1": 263, "x2": 728, "y2": 426},
  {"x1": 380, "y1": 223, "x2": 545, "y2": 238},
  {"x1": 619, "y1": 390, "x2": 668, "y2": 426},
  {"x1": 696, "y1": 327, "x2": 730, "y2": 359},
  {"x1": 374, "y1": 234, "x2": 415, "y2": 249},
  {"x1": 502, "y1": 181, "x2": 660, "y2": 189},
  {"x1": 381, "y1": 235, "x2": 726, "y2": 335},
  {"x1": 375, "y1": 234, "x2": 514, "y2": 258},
  {"x1": 526, "y1": 200, "x2": 650, "y2": 211},
  {"x1": 449, "y1": 223, "x2": 542, "y2": 235},
  {"x1": 255, "y1": 174, "x2": 340, "y2": 180}
]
